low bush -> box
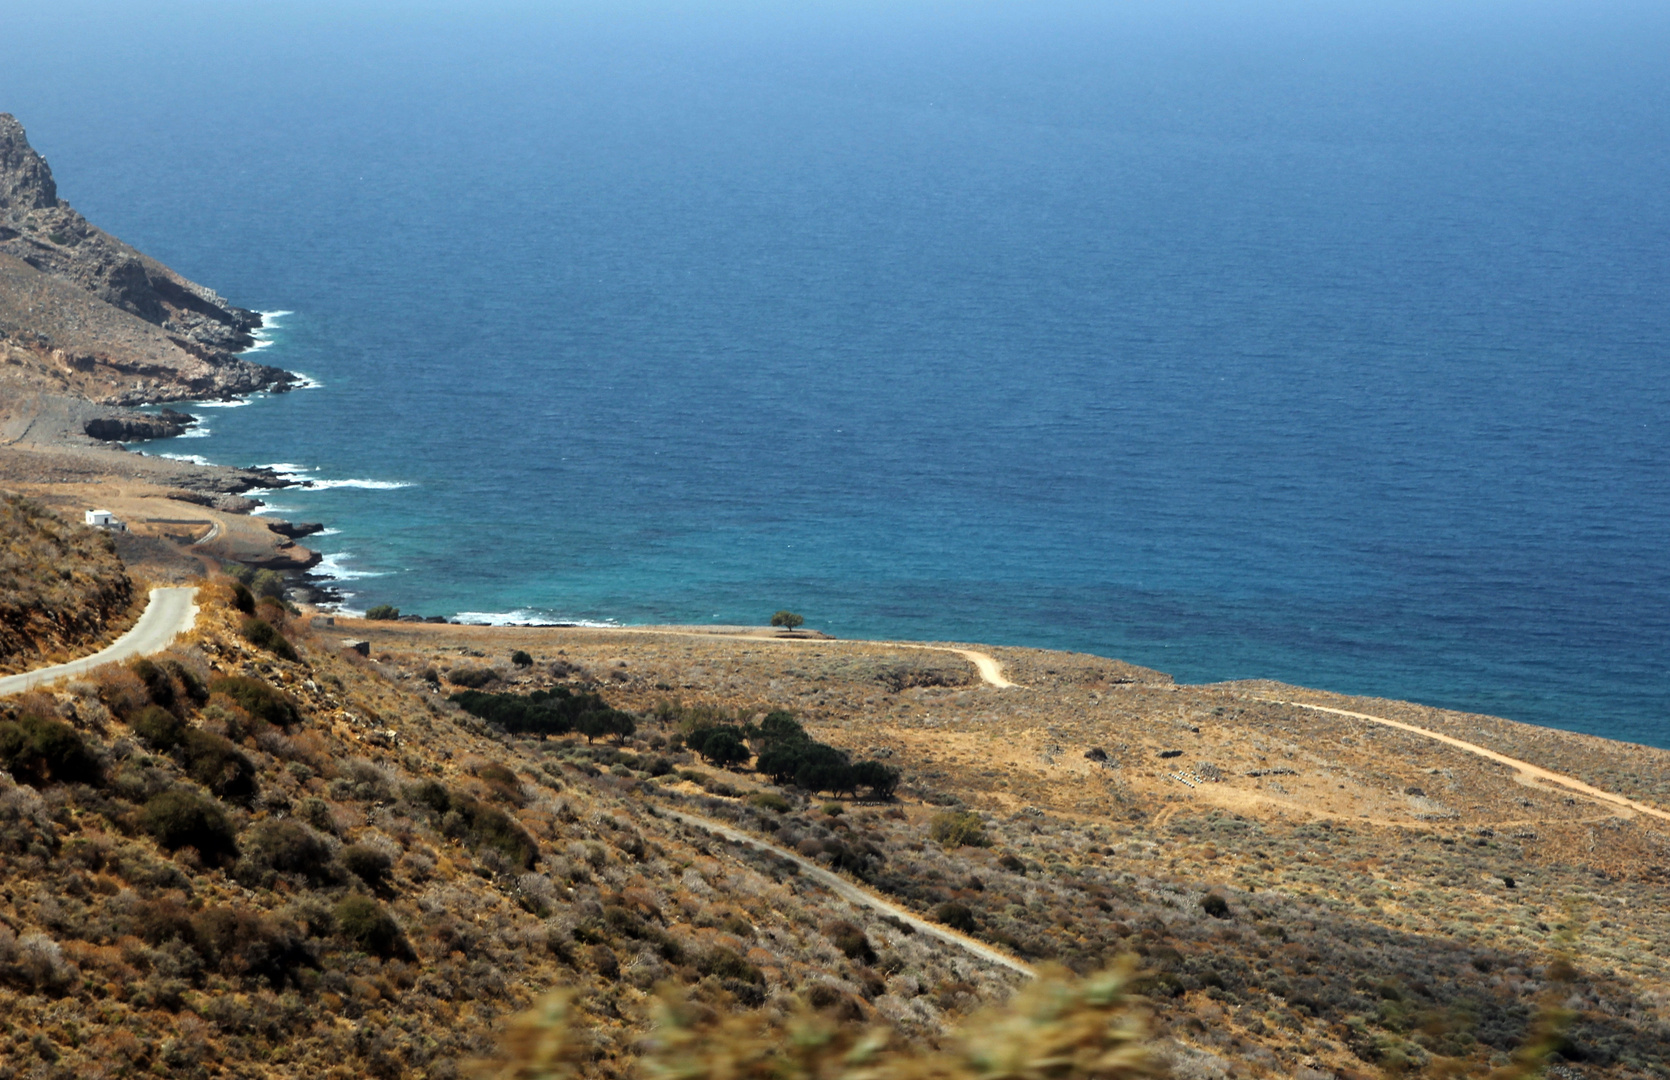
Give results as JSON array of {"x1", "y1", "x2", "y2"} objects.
[
  {"x1": 825, "y1": 920, "x2": 877, "y2": 964},
  {"x1": 130, "y1": 657, "x2": 176, "y2": 709},
  {"x1": 209, "y1": 676, "x2": 301, "y2": 729},
  {"x1": 748, "y1": 791, "x2": 791, "y2": 814},
  {"x1": 142, "y1": 789, "x2": 238, "y2": 862},
  {"x1": 1201, "y1": 893, "x2": 1231, "y2": 919},
  {"x1": 402, "y1": 780, "x2": 539, "y2": 869},
  {"x1": 240, "y1": 617, "x2": 299, "y2": 661},
  {"x1": 448, "y1": 666, "x2": 498, "y2": 689},
  {"x1": 510, "y1": 650, "x2": 533, "y2": 668},
  {"x1": 190, "y1": 904, "x2": 314, "y2": 985},
  {"x1": 230, "y1": 581, "x2": 255, "y2": 614},
  {"x1": 0, "y1": 713, "x2": 101, "y2": 787},
  {"x1": 180, "y1": 728, "x2": 259, "y2": 803},
  {"x1": 365, "y1": 605, "x2": 400, "y2": 621},
  {"x1": 486, "y1": 965, "x2": 1157, "y2": 1080},
  {"x1": 336, "y1": 894, "x2": 407, "y2": 957},
  {"x1": 342, "y1": 844, "x2": 393, "y2": 889},
  {"x1": 929, "y1": 811, "x2": 990, "y2": 849},
  {"x1": 934, "y1": 902, "x2": 978, "y2": 932},
  {"x1": 244, "y1": 819, "x2": 337, "y2": 884}
]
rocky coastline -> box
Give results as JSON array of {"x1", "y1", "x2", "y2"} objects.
[{"x1": 0, "y1": 112, "x2": 324, "y2": 577}]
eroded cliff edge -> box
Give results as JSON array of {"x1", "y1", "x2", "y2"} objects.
[{"x1": 0, "y1": 112, "x2": 292, "y2": 405}]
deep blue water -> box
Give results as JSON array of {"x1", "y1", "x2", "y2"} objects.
[{"x1": 4, "y1": 2, "x2": 1667, "y2": 745}]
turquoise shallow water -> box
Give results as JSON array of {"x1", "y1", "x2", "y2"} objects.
[{"x1": 4, "y1": 1, "x2": 1667, "y2": 745}]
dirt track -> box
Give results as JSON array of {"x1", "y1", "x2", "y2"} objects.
[{"x1": 662, "y1": 808, "x2": 1035, "y2": 978}]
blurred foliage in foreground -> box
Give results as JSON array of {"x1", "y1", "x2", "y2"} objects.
[{"x1": 485, "y1": 964, "x2": 1160, "y2": 1080}]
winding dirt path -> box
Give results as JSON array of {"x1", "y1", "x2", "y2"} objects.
[
  {"x1": 932, "y1": 647, "x2": 1018, "y2": 689},
  {"x1": 1259, "y1": 697, "x2": 1670, "y2": 824},
  {"x1": 0, "y1": 587, "x2": 199, "y2": 696},
  {"x1": 662, "y1": 808, "x2": 1035, "y2": 978}
]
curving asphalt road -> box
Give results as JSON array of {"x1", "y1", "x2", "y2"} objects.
[
  {"x1": 662, "y1": 807, "x2": 1035, "y2": 978},
  {"x1": 0, "y1": 587, "x2": 200, "y2": 696}
]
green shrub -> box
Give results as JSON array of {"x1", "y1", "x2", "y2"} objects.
[
  {"x1": 510, "y1": 650, "x2": 533, "y2": 668},
  {"x1": 826, "y1": 920, "x2": 876, "y2": 964},
  {"x1": 245, "y1": 819, "x2": 336, "y2": 884},
  {"x1": 190, "y1": 904, "x2": 313, "y2": 985},
  {"x1": 770, "y1": 611, "x2": 805, "y2": 630},
  {"x1": 162, "y1": 658, "x2": 208, "y2": 703},
  {"x1": 230, "y1": 580, "x2": 255, "y2": 614},
  {"x1": 747, "y1": 791, "x2": 791, "y2": 814},
  {"x1": 180, "y1": 728, "x2": 258, "y2": 803},
  {"x1": 342, "y1": 843, "x2": 393, "y2": 889},
  {"x1": 449, "y1": 666, "x2": 498, "y2": 689},
  {"x1": 130, "y1": 657, "x2": 176, "y2": 709},
  {"x1": 402, "y1": 780, "x2": 538, "y2": 869},
  {"x1": 929, "y1": 811, "x2": 990, "y2": 849},
  {"x1": 250, "y1": 569, "x2": 286, "y2": 600},
  {"x1": 934, "y1": 902, "x2": 978, "y2": 932},
  {"x1": 209, "y1": 676, "x2": 301, "y2": 728},
  {"x1": 0, "y1": 713, "x2": 101, "y2": 787},
  {"x1": 365, "y1": 605, "x2": 400, "y2": 621},
  {"x1": 142, "y1": 789, "x2": 238, "y2": 862},
  {"x1": 335, "y1": 894, "x2": 406, "y2": 957},
  {"x1": 240, "y1": 617, "x2": 299, "y2": 661},
  {"x1": 697, "y1": 946, "x2": 764, "y2": 984}
]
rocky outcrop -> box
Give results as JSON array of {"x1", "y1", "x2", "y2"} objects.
[
  {"x1": 266, "y1": 519, "x2": 325, "y2": 539},
  {"x1": 84, "y1": 409, "x2": 197, "y2": 442},
  {"x1": 0, "y1": 114, "x2": 292, "y2": 402}
]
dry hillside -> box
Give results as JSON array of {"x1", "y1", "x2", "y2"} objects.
[
  {"x1": 1, "y1": 575, "x2": 1667, "y2": 1079},
  {"x1": 0, "y1": 493, "x2": 136, "y2": 673}
]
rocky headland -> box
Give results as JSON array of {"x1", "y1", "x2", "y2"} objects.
[{"x1": 0, "y1": 113, "x2": 319, "y2": 574}]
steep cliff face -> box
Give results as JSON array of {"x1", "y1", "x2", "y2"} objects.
[{"x1": 0, "y1": 114, "x2": 291, "y2": 403}]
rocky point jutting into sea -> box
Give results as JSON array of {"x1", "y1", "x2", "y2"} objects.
[{"x1": 0, "y1": 113, "x2": 320, "y2": 574}]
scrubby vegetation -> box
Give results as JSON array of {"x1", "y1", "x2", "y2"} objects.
[
  {"x1": 0, "y1": 571, "x2": 1664, "y2": 1079},
  {"x1": 484, "y1": 964, "x2": 1159, "y2": 1079},
  {"x1": 0, "y1": 494, "x2": 133, "y2": 670}
]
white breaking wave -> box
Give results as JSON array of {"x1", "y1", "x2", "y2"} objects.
[
  {"x1": 289, "y1": 373, "x2": 324, "y2": 390},
  {"x1": 188, "y1": 397, "x2": 252, "y2": 408},
  {"x1": 239, "y1": 310, "x2": 293, "y2": 356},
  {"x1": 176, "y1": 426, "x2": 211, "y2": 439},
  {"x1": 310, "y1": 551, "x2": 388, "y2": 582},
  {"x1": 158, "y1": 453, "x2": 213, "y2": 466},
  {"x1": 452, "y1": 609, "x2": 620, "y2": 628},
  {"x1": 258, "y1": 462, "x2": 410, "y2": 490},
  {"x1": 306, "y1": 478, "x2": 412, "y2": 490},
  {"x1": 248, "y1": 504, "x2": 294, "y2": 516},
  {"x1": 314, "y1": 527, "x2": 342, "y2": 536}
]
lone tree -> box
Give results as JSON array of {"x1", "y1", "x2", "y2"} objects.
[{"x1": 770, "y1": 610, "x2": 804, "y2": 631}]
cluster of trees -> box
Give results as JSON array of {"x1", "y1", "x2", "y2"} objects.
[
  {"x1": 687, "y1": 710, "x2": 900, "y2": 799},
  {"x1": 450, "y1": 687, "x2": 636, "y2": 743}
]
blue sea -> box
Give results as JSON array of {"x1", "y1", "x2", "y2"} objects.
[{"x1": 5, "y1": 1, "x2": 1667, "y2": 746}]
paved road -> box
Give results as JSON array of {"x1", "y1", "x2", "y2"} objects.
[
  {"x1": 662, "y1": 808, "x2": 1035, "y2": 978},
  {"x1": 0, "y1": 587, "x2": 200, "y2": 696},
  {"x1": 1259, "y1": 697, "x2": 1670, "y2": 824}
]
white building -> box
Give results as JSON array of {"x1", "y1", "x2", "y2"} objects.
[{"x1": 84, "y1": 509, "x2": 126, "y2": 532}]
